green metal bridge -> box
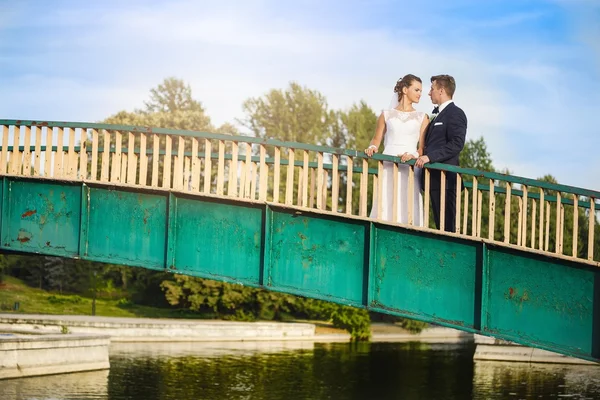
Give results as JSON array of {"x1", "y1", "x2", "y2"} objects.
[{"x1": 1, "y1": 119, "x2": 598, "y2": 363}]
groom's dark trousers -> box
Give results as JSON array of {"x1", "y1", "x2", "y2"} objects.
[{"x1": 422, "y1": 102, "x2": 467, "y2": 233}]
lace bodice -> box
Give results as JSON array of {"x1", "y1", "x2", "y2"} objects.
[{"x1": 381, "y1": 109, "x2": 426, "y2": 157}]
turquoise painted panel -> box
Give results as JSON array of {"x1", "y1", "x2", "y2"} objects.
[
  {"x1": 86, "y1": 188, "x2": 166, "y2": 270},
  {"x1": 173, "y1": 198, "x2": 263, "y2": 284},
  {"x1": 1, "y1": 180, "x2": 81, "y2": 256},
  {"x1": 269, "y1": 211, "x2": 367, "y2": 305},
  {"x1": 485, "y1": 248, "x2": 595, "y2": 355},
  {"x1": 371, "y1": 227, "x2": 479, "y2": 329}
]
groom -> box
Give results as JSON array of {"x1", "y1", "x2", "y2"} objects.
[{"x1": 415, "y1": 75, "x2": 467, "y2": 233}]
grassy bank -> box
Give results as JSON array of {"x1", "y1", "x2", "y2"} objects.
[{"x1": 0, "y1": 276, "x2": 205, "y2": 319}]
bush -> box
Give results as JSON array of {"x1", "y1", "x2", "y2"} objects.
[
  {"x1": 400, "y1": 318, "x2": 428, "y2": 334},
  {"x1": 47, "y1": 295, "x2": 84, "y2": 305},
  {"x1": 330, "y1": 306, "x2": 371, "y2": 341}
]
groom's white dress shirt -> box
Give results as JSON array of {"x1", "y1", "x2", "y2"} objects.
[{"x1": 438, "y1": 100, "x2": 454, "y2": 113}]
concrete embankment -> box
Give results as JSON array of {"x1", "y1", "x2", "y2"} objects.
[
  {"x1": 0, "y1": 314, "x2": 474, "y2": 344},
  {"x1": 0, "y1": 333, "x2": 110, "y2": 379},
  {"x1": 473, "y1": 335, "x2": 598, "y2": 365},
  {"x1": 0, "y1": 314, "x2": 315, "y2": 342}
]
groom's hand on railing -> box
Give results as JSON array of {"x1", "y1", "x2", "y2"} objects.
[{"x1": 415, "y1": 155, "x2": 430, "y2": 168}]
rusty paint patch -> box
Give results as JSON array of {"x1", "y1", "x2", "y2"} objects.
[
  {"x1": 46, "y1": 241, "x2": 51, "y2": 246},
  {"x1": 21, "y1": 210, "x2": 36, "y2": 218},
  {"x1": 17, "y1": 230, "x2": 32, "y2": 243}
]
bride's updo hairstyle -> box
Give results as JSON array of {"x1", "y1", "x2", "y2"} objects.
[{"x1": 394, "y1": 74, "x2": 422, "y2": 103}]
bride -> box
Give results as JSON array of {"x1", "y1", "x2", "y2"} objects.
[{"x1": 364, "y1": 74, "x2": 429, "y2": 226}]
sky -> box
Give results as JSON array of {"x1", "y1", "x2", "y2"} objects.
[{"x1": 1, "y1": 0, "x2": 599, "y2": 190}]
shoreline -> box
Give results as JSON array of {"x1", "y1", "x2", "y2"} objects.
[{"x1": 0, "y1": 313, "x2": 470, "y2": 344}]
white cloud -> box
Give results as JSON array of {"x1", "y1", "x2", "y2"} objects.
[{"x1": 0, "y1": 0, "x2": 599, "y2": 191}]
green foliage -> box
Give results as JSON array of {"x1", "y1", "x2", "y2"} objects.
[
  {"x1": 460, "y1": 137, "x2": 494, "y2": 171},
  {"x1": 400, "y1": 319, "x2": 428, "y2": 333},
  {"x1": 104, "y1": 77, "x2": 237, "y2": 134},
  {"x1": 143, "y1": 77, "x2": 205, "y2": 114},
  {"x1": 331, "y1": 306, "x2": 371, "y2": 341},
  {"x1": 241, "y1": 82, "x2": 332, "y2": 145},
  {"x1": 160, "y1": 275, "x2": 373, "y2": 338},
  {"x1": 47, "y1": 294, "x2": 84, "y2": 305}
]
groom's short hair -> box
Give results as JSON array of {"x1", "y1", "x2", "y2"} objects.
[{"x1": 431, "y1": 75, "x2": 456, "y2": 98}]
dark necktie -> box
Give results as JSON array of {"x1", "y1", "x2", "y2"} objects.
[{"x1": 432, "y1": 106, "x2": 439, "y2": 114}]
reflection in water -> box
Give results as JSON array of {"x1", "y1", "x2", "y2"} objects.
[
  {"x1": 0, "y1": 370, "x2": 109, "y2": 400},
  {"x1": 109, "y1": 340, "x2": 316, "y2": 358},
  {"x1": 0, "y1": 341, "x2": 598, "y2": 400},
  {"x1": 473, "y1": 361, "x2": 600, "y2": 400}
]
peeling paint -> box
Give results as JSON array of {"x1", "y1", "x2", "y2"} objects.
[
  {"x1": 21, "y1": 210, "x2": 36, "y2": 218},
  {"x1": 17, "y1": 230, "x2": 32, "y2": 243}
]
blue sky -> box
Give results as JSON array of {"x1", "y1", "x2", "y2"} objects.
[{"x1": 1, "y1": 0, "x2": 599, "y2": 189}]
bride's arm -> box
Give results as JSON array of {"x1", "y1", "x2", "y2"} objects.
[
  {"x1": 417, "y1": 115, "x2": 430, "y2": 157},
  {"x1": 365, "y1": 113, "x2": 386, "y2": 156}
]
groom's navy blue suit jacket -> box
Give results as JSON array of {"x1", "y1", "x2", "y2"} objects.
[{"x1": 423, "y1": 102, "x2": 467, "y2": 169}]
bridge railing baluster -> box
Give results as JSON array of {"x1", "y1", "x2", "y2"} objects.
[
  {"x1": 190, "y1": 138, "x2": 199, "y2": 192},
  {"x1": 423, "y1": 169, "x2": 430, "y2": 227},
  {"x1": 33, "y1": 126, "x2": 42, "y2": 177},
  {"x1": 572, "y1": 194, "x2": 579, "y2": 257},
  {"x1": 285, "y1": 148, "x2": 295, "y2": 206},
  {"x1": 555, "y1": 192, "x2": 562, "y2": 254},
  {"x1": 487, "y1": 178, "x2": 495, "y2": 240},
  {"x1": 0, "y1": 125, "x2": 8, "y2": 174},
  {"x1": 22, "y1": 126, "x2": 32, "y2": 176},
  {"x1": 126, "y1": 132, "x2": 137, "y2": 186},
  {"x1": 345, "y1": 156, "x2": 353, "y2": 215},
  {"x1": 258, "y1": 145, "x2": 267, "y2": 201},
  {"x1": 470, "y1": 176, "x2": 477, "y2": 237},
  {"x1": 392, "y1": 162, "x2": 399, "y2": 223},
  {"x1": 316, "y1": 152, "x2": 324, "y2": 210},
  {"x1": 521, "y1": 185, "x2": 528, "y2": 247},
  {"x1": 54, "y1": 127, "x2": 63, "y2": 178},
  {"x1": 216, "y1": 140, "x2": 225, "y2": 196},
  {"x1": 530, "y1": 198, "x2": 537, "y2": 249},
  {"x1": 67, "y1": 127, "x2": 77, "y2": 179},
  {"x1": 330, "y1": 154, "x2": 339, "y2": 212},
  {"x1": 538, "y1": 188, "x2": 544, "y2": 250},
  {"x1": 173, "y1": 135, "x2": 183, "y2": 191},
  {"x1": 407, "y1": 164, "x2": 414, "y2": 226},
  {"x1": 374, "y1": 160, "x2": 383, "y2": 221},
  {"x1": 300, "y1": 151, "x2": 308, "y2": 208},
  {"x1": 504, "y1": 182, "x2": 511, "y2": 243},
  {"x1": 589, "y1": 198, "x2": 595, "y2": 261},
  {"x1": 203, "y1": 139, "x2": 212, "y2": 194},
  {"x1": 476, "y1": 184, "x2": 483, "y2": 237},
  {"x1": 308, "y1": 167, "x2": 316, "y2": 209},
  {"x1": 110, "y1": 130, "x2": 121, "y2": 183},
  {"x1": 359, "y1": 158, "x2": 368, "y2": 217},
  {"x1": 138, "y1": 133, "x2": 147, "y2": 186},
  {"x1": 455, "y1": 174, "x2": 462, "y2": 234},
  {"x1": 228, "y1": 141, "x2": 239, "y2": 197}
]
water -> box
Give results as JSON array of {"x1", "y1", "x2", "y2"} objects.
[{"x1": 1, "y1": 341, "x2": 599, "y2": 400}]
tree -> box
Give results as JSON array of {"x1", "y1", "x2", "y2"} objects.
[
  {"x1": 460, "y1": 137, "x2": 494, "y2": 171},
  {"x1": 241, "y1": 82, "x2": 332, "y2": 145},
  {"x1": 143, "y1": 77, "x2": 205, "y2": 114},
  {"x1": 340, "y1": 101, "x2": 378, "y2": 151},
  {"x1": 104, "y1": 77, "x2": 235, "y2": 133}
]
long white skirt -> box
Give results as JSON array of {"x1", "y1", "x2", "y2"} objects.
[{"x1": 369, "y1": 162, "x2": 424, "y2": 226}]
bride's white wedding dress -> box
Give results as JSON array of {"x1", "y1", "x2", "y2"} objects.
[{"x1": 369, "y1": 109, "x2": 424, "y2": 226}]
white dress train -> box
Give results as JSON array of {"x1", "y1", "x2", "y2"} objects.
[{"x1": 369, "y1": 109, "x2": 424, "y2": 226}]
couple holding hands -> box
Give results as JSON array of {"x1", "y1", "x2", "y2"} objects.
[{"x1": 364, "y1": 74, "x2": 467, "y2": 232}]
